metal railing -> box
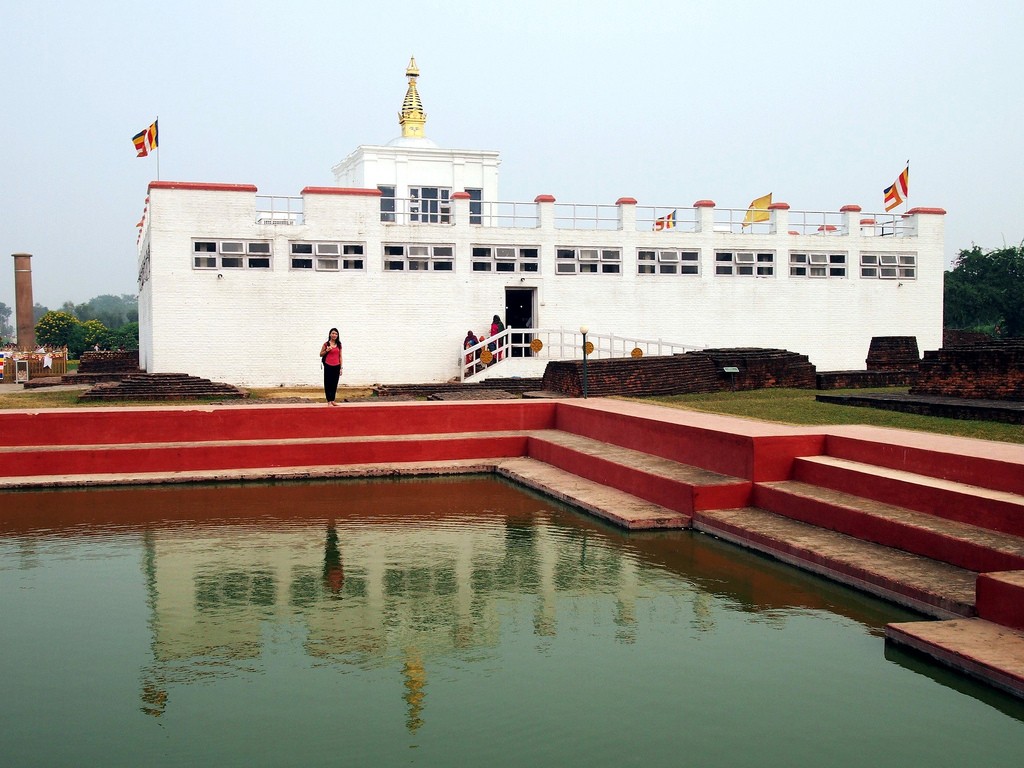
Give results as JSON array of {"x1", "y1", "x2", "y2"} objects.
[
  {"x1": 256, "y1": 195, "x2": 304, "y2": 225},
  {"x1": 459, "y1": 328, "x2": 703, "y2": 381},
  {"x1": 475, "y1": 201, "x2": 540, "y2": 228},
  {"x1": 552, "y1": 203, "x2": 622, "y2": 230},
  {"x1": 635, "y1": 207, "x2": 700, "y2": 233},
  {"x1": 251, "y1": 192, "x2": 923, "y2": 238}
]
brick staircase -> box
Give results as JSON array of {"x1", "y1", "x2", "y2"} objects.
[
  {"x1": 0, "y1": 398, "x2": 1021, "y2": 695},
  {"x1": 78, "y1": 372, "x2": 247, "y2": 401},
  {"x1": 62, "y1": 350, "x2": 143, "y2": 385}
]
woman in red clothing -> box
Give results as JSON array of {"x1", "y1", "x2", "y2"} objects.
[{"x1": 319, "y1": 327, "x2": 343, "y2": 406}]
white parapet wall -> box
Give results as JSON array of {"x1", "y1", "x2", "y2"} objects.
[{"x1": 138, "y1": 183, "x2": 945, "y2": 387}]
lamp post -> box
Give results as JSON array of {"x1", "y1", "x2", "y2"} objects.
[{"x1": 580, "y1": 325, "x2": 589, "y2": 398}]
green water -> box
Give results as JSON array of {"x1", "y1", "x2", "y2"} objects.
[{"x1": 1, "y1": 476, "x2": 1023, "y2": 767}]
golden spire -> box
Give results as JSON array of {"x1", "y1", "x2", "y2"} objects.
[{"x1": 399, "y1": 56, "x2": 427, "y2": 138}]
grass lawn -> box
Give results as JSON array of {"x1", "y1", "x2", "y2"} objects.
[{"x1": 636, "y1": 388, "x2": 1024, "y2": 444}]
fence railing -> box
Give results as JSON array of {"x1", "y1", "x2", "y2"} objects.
[
  {"x1": 252, "y1": 194, "x2": 923, "y2": 238},
  {"x1": 459, "y1": 328, "x2": 703, "y2": 381},
  {"x1": 256, "y1": 195, "x2": 304, "y2": 225}
]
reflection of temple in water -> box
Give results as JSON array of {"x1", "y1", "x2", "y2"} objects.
[
  {"x1": 0, "y1": 476, "x2": 899, "y2": 725},
  {"x1": 138, "y1": 514, "x2": 647, "y2": 724}
]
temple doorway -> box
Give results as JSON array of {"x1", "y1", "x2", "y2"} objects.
[{"x1": 504, "y1": 288, "x2": 535, "y2": 357}]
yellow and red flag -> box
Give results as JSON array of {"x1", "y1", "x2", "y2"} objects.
[
  {"x1": 132, "y1": 119, "x2": 159, "y2": 157},
  {"x1": 884, "y1": 163, "x2": 909, "y2": 211}
]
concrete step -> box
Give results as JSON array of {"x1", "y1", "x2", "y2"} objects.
[
  {"x1": 753, "y1": 480, "x2": 1024, "y2": 573},
  {"x1": 526, "y1": 429, "x2": 750, "y2": 514},
  {"x1": 549, "y1": 399, "x2": 824, "y2": 482},
  {"x1": 693, "y1": 505, "x2": 978, "y2": 618},
  {"x1": 497, "y1": 457, "x2": 689, "y2": 530},
  {"x1": 793, "y1": 455, "x2": 1024, "y2": 537},
  {"x1": 976, "y1": 571, "x2": 1024, "y2": 631},
  {"x1": 886, "y1": 618, "x2": 1024, "y2": 699},
  {"x1": 0, "y1": 400, "x2": 560, "y2": 447},
  {"x1": 823, "y1": 431, "x2": 1024, "y2": 497},
  {"x1": 0, "y1": 431, "x2": 532, "y2": 479}
]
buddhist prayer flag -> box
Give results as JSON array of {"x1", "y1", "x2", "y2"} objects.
[
  {"x1": 132, "y1": 119, "x2": 159, "y2": 157},
  {"x1": 654, "y1": 210, "x2": 677, "y2": 231},
  {"x1": 742, "y1": 193, "x2": 772, "y2": 226},
  {"x1": 884, "y1": 163, "x2": 909, "y2": 211}
]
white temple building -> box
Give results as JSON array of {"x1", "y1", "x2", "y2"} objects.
[{"x1": 136, "y1": 58, "x2": 945, "y2": 388}]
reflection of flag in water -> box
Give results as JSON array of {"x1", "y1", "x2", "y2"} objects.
[
  {"x1": 653, "y1": 210, "x2": 676, "y2": 231},
  {"x1": 132, "y1": 119, "x2": 159, "y2": 157},
  {"x1": 742, "y1": 193, "x2": 772, "y2": 226},
  {"x1": 884, "y1": 163, "x2": 909, "y2": 211}
]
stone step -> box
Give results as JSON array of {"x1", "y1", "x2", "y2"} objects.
[
  {"x1": 754, "y1": 480, "x2": 1024, "y2": 573},
  {"x1": 886, "y1": 618, "x2": 1024, "y2": 699},
  {"x1": 526, "y1": 429, "x2": 750, "y2": 514},
  {"x1": 822, "y1": 431, "x2": 1024, "y2": 496},
  {"x1": 79, "y1": 372, "x2": 247, "y2": 401},
  {"x1": 498, "y1": 457, "x2": 689, "y2": 530},
  {"x1": 793, "y1": 455, "x2": 1024, "y2": 537},
  {"x1": 976, "y1": 571, "x2": 1024, "y2": 631},
  {"x1": 693, "y1": 505, "x2": 978, "y2": 618},
  {"x1": 0, "y1": 431, "x2": 532, "y2": 479}
]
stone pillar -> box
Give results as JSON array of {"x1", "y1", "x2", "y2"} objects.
[
  {"x1": 12, "y1": 253, "x2": 35, "y2": 350},
  {"x1": 615, "y1": 197, "x2": 637, "y2": 231},
  {"x1": 693, "y1": 199, "x2": 716, "y2": 233}
]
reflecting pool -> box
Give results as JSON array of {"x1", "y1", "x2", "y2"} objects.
[{"x1": 1, "y1": 476, "x2": 1023, "y2": 767}]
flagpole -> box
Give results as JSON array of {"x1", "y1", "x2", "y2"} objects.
[{"x1": 156, "y1": 115, "x2": 160, "y2": 181}]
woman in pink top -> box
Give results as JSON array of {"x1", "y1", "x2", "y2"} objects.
[{"x1": 319, "y1": 327, "x2": 343, "y2": 406}]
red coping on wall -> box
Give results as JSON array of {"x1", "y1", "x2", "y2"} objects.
[
  {"x1": 148, "y1": 181, "x2": 258, "y2": 193},
  {"x1": 300, "y1": 186, "x2": 382, "y2": 197}
]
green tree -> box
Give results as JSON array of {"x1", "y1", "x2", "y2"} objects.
[
  {"x1": 34, "y1": 311, "x2": 79, "y2": 350},
  {"x1": 32, "y1": 303, "x2": 49, "y2": 323},
  {"x1": 80, "y1": 319, "x2": 108, "y2": 349},
  {"x1": 104, "y1": 322, "x2": 140, "y2": 351},
  {"x1": 75, "y1": 294, "x2": 138, "y2": 329},
  {"x1": 944, "y1": 245, "x2": 1024, "y2": 336}
]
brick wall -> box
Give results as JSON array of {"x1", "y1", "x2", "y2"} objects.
[
  {"x1": 542, "y1": 348, "x2": 815, "y2": 397},
  {"x1": 911, "y1": 340, "x2": 1024, "y2": 400},
  {"x1": 78, "y1": 350, "x2": 141, "y2": 374},
  {"x1": 817, "y1": 370, "x2": 916, "y2": 389},
  {"x1": 866, "y1": 336, "x2": 920, "y2": 371}
]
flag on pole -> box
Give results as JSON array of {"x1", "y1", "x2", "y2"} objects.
[
  {"x1": 653, "y1": 210, "x2": 677, "y2": 231},
  {"x1": 883, "y1": 163, "x2": 909, "y2": 211},
  {"x1": 132, "y1": 119, "x2": 159, "y2": 157},
  {"x1": 742, "y1": 193, "x2": 772, "y2": 226}
]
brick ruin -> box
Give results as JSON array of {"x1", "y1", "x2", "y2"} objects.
[
  {"x1": 541, "y1": 348, "x2": 815, "y2": 398},
  {"x1": 912, "y1": 340, "x2": 1024, "y2": 401}
]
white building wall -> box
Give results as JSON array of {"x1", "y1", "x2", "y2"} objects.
[
  {"x1": 332, "y1": 143, "x2": 500, "y2": 201},
  {"x1": 138, "y1": 183, "x2": 945, "y2": 388}
]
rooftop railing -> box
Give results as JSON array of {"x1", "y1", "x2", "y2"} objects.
[
  {"x1": 256, "y1": 195, "x2": 304, "y2": 225},
  {"x1": 252, "y1": 193, "x2": 923, "y2": 237}
]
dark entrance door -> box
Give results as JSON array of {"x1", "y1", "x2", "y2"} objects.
[{"x1": 504, "y1": 288, "x2": 535, "y2": 357}]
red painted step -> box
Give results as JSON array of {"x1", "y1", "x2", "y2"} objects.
[{"x1": 753, "y1": 480, "x2": 1024, "y2": 573}]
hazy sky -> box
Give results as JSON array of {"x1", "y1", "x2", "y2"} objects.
[{"x1": 2, "y1": 0, "x2": 1022, "y2": 311}]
